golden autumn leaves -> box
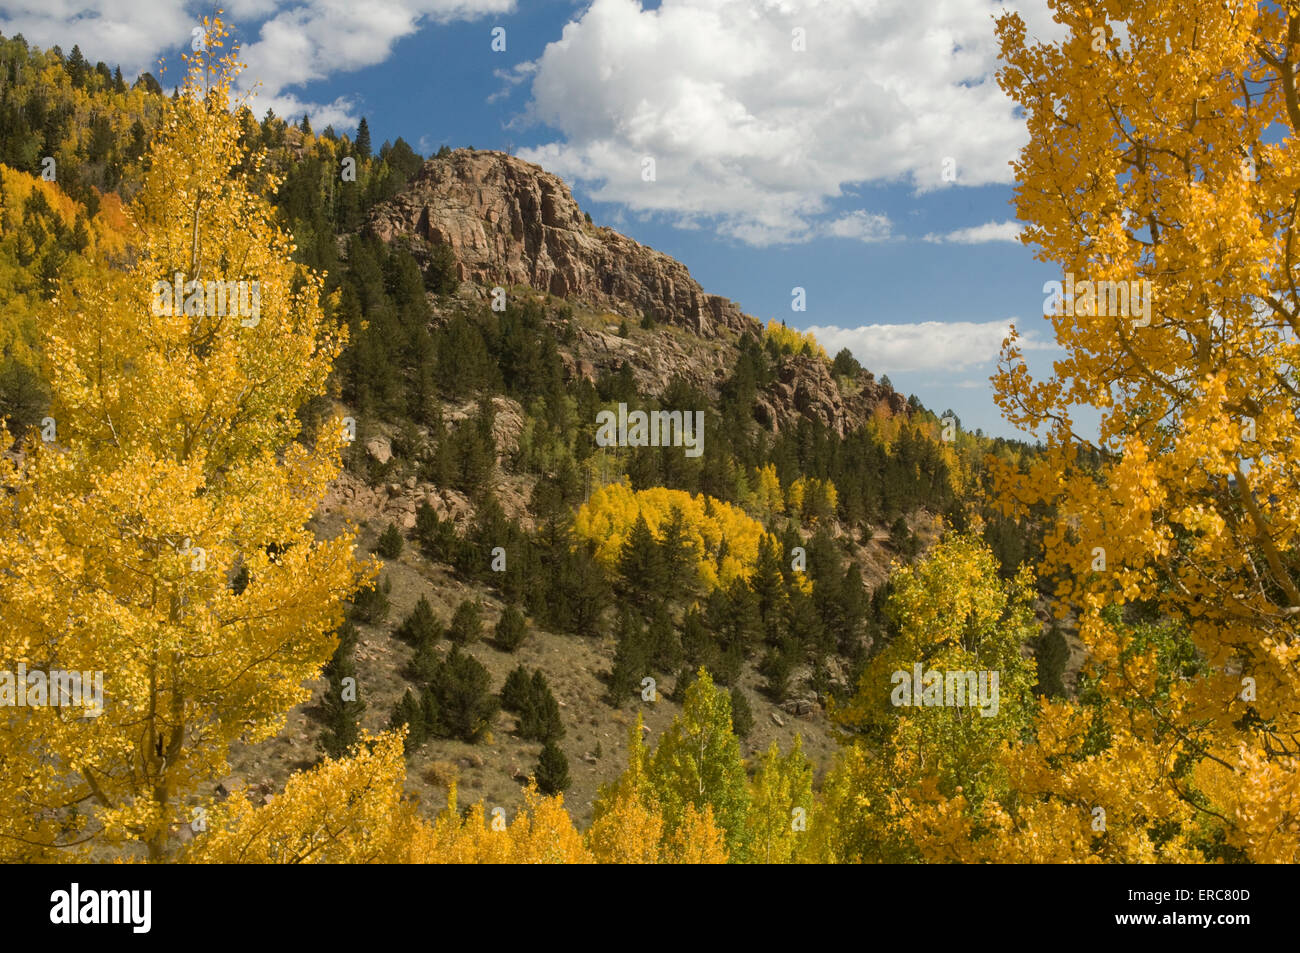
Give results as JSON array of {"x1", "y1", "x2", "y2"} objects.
[
  {"x1": 0, "y1": 17, "x2": 372, "y2": 861},
  {"x1": 988, "y1": 0, "x2": 1300, "y2": 861}
]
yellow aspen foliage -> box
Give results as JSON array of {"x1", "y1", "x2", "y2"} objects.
[
  {"x1": 585, "y1": 787, "x2": 664, "y2": 864},
  {"x1": 590, "y1": 709, "x2": 759, "y2": 864},
  {"x1": 785, "y1": 476, "x2": 805, "y2": 515},
  {"x1": 490, "y1": 785, "x2": 593, "y2": 863},
  {"x1": 403, "y1": 781, "x2": 592, "y2": 864},
  {"x1": 1194, "y1": 748, "x2": 1300, "y2": 865},
  {"x1": 825, "y1": 536, "x2": 1039, "y2": 862},
  {"x1": 742, "y1": 737, "x2": 814, "y2": 864},
  {"x1": 661, "y1": 803, "x2": 729, "y2": 864},
  {"x1": 572, "y1": 480, "x2": 766, "y2": 589},
  {"x1": 990, "y1": 0, "x2": 1300, "y2": 862},
  {"x1": 587, "y1": 715, "x2": 664, "y2": 863},
  {"x1": 904, "y1": 699, "x2": 1204, "y2": 864},
  {"x1": 0, "y1": 166, "x2": 130, "y2": 375},
  {"x1": 752, "y1": 462, "x2": 785, "y2": 517},
  {"x1": 0, "y1": 18, "x2": 371, "y2": 861},
  {"x1": 647, "y1": 670, "x2": 750, "y2": 858},
  {"x1": 787, "y1": 476, "x2": 838, "y2": 523},
  {"x1": 800, "y1": 743, "x2": 872, "y2": 864},
  {"x1": 183, "y1": 732, "x2": 413, "y2": 863},
  {"x1": 763, "y1": 319, "x2": 827, "y2": 361}
]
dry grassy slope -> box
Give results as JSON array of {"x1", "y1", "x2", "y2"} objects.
[
  {"x1": 214, "y1": 370, "x2": 951, "y2": 827},
  {"x1": 223, "y1": 511, "x2": 927, "y2": 827}
]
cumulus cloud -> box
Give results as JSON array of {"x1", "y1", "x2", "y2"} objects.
[
  {"x1": 235, "y1": 0, "x2": 514, "y2": 125},
  {"x1": 516, "y1": 0, "x2": 1060, "y2": 245},
  {"x1": 822, "y1": 211, "x2": 893, "y2": 243},
  {"x1": 241, "y1": 1, "x2": 511, "y2": 102},
  {"x1": 924, "y1": 219, "x2": 1023, "y2": 244},
  {"x1": 0, "y1": 0, "x2": 194, "y2": 77},
  {"x1": 254, "y1": 92, "x2": 361, "y2": 131},
  {"x1": 806, "y1": 319, "x2": 1054, "y2": 373}
]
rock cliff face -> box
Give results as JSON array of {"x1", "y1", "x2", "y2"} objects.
[
  {"x1": 757, "y1": 354, "x2": 910, "y2": 438},
  {"x1": 367, "y1": 149, "x2": 752, "y2": 337},
  {"x1": 366, "y1": 148, "x2": 910, "y2": 436}
]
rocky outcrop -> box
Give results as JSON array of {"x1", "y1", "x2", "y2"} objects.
[
  {"x1": 756, "y1": 354, "x2": 909, "y2": 437},
  {"x1": 367, "y1": 150, "x2": 754, "y2": 337},
  {"x1": 364, "y1": 148, "x2": 912, "y2": 439}
]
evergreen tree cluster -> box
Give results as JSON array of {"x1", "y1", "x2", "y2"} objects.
[
  {"x1": 501, "y1": 666, "x2": 565, "y2": 743},
  {"x1": 388, "y1": 596, "x2": 498, "y2": 751},
  {"x1": 317, "y1": 620, "x2": 366, "y2": 759}
]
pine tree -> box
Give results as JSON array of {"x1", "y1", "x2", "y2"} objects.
[
  {"x1": 501, "y1": 664, "x2": 533, "y2": 712},
  {"x1": 830, "y1": 565, "x2": 868, "y2": 656},
  {"x1": 1033, "y1": 619, "x2": 1070, "y2": 699},
  {"x1": 618, "y1": 512, "x2": 664, "y2": 603},
  {"x1": 646, "y1": 603, "x2": 682, "y2": 672},
  {"x1": 396, "y1": 595, "x2": 441, "y2": 646},
  {"x1": 832, "y1": 347, "x2": 862, "y2": 378},
  {"x1": 388, "y1": 689, "x2": 427, "y2": 754},
  {"x1": 407, "y1": 635, "x2": 442, "y2": 684},
  {"x1": 608, "y1": 607, "x2": 649, "y2": 706},
  {"x1": 426, "y1": 645, "x2": 497, "y2": 742},
  {"x1": 519, "y1": 671, "x2": 565, "y2": 742},
  {"x1": 494, "y1": 604, "x2": 528, "y2": 652},
  {"x1": 678, "y1": 606, "x2": 716, "y2": 689},
  {"x1": 377, "y1": 522, "x2": 404, "y2": 559},
  {"x1": 65, "y1": 44, "x2": 87, "y2": 88},
  {"x1": 535, "y1": 740, "x2": 570, "y2": 795},
  {"x1": 414, "y1": 501, "x2": 458, "y2": 563},
  {"x1": 447, "y1": 599, "x2": 483, "y2": 644},
  {"x1": 318, "y1": 658, "x2": 365, "y2": 759},
  {"x1": 705, "y1": 580, "x2": 759, "y2": 674},
  {"x1": 350, "y1": 574, "x2": 391, "y2": 624},
  {"x1": 656, "y1": 505, "x2": 695, "y2": 592},
  {"x1": 759, "y1": 642, "x2": 797, "y2": 702},
  {"x1": 323, "y1": 620, "x2": 361, "y2": 679},
  {"x1": 730, "y1": 687, "x2": 754, "y2": 740},
  {"x1": 355, "y1": 116, "x2": 372, "y2": 161}
]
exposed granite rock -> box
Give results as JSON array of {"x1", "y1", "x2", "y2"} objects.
[
  {"x1": 364, "y1": 148, "x2": 913, "y2": 439},
  {"x1": 367, "y1": 149, "x2": 753, "y2": 337}
]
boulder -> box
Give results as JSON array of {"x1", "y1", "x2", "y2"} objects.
[{"x1": 364, "y1": 436, "x2": 391, "y2": 465}]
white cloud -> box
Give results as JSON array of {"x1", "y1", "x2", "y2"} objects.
[
  {"x1": 238, "y1": 0, "x2": 515, "y2": 126},
  {"x1": 0, "y1": 0, "x2": 194, "y2": 77},
  {"x1": 823, "y1": 210, "x2": 892, "y2": 243},
  {"x1": 516, "y1": 0, "x2": 1060, "y2": 245},
  {"x1": 806, "y1": 319, "x2": 1054, "y2": 373},
  {"x1": 924, "y1": 219, "x2": 1023, "y2": 244},
  {"x1": 255, "y1": 92, "x2": 360, "y2": 131}
]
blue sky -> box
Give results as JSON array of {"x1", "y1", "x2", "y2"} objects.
[{"x1": 2, "y1": 0, "x2": 1087, "y2": 439}]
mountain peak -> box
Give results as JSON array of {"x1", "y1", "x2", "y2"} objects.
[{"x1": 366, "y1": 148, "x2": 754, "y2": 338}]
